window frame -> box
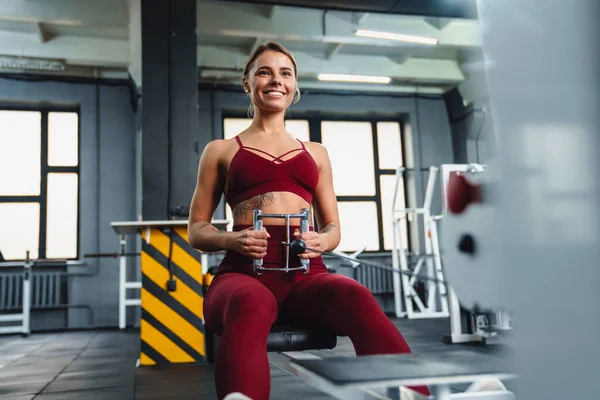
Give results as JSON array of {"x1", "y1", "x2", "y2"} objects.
[
  {"x1": 0, "y1": 103, "x2": 81, "y2": 261},
  {"x1": 221, "y1": 110, "x2": 410, "y2": 253}
]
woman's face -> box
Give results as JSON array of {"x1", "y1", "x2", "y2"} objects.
[{"x1": 245, "y1": 50, "x2": 296, "y2": 114}]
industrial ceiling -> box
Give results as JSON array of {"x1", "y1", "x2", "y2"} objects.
[{"x1": 0, "y1": 0, "x2": 485, "y2": 96}]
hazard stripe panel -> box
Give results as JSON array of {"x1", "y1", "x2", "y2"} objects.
[
  {"x1": 141, "y1": 294, "x2": 204, "y2": 357},
  {"x1": 141, "y1": 340, "x2": 169, "y2": 365},
  {"x1": 146, "y1": 230, "x2": 202, "y2": 283},
  {"x1": 142, "y1": 243, "x2": 204, "y2": 307},
  {"x1": 139, "y1": 227, "x2": 206, "y2": 366},
  {"x1": 141, "y1": 319, "x2": 194, "y2": 363},
  {"x1": 171, "y1": 228, "x2": 203, "y2": 264},
  {"x1": 140, "y1": 352, "x2": 155, "y2": 366},
  {"x1": 141, "y1": 254, "x2": 204, "y2": 321}
]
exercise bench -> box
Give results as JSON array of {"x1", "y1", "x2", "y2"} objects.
[{"x1": 288, "y1": 353, "x2": 516, "y2": 399}]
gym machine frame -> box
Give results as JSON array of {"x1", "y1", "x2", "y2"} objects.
[
  {"x1": 391, "y1": 165, "x2": 449, "y2": 319},
  {"x1": 0, "y1": 251, "x2": 32, "y2": 336},
  {"x1": 253, "y1": 208, "x2": 311, "y2": 274},
  {"x1": 110, "y1": 219, "x2": 228, "y2": 330}
]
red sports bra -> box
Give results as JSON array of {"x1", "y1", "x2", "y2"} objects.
[{"x1": 225, "y1": 136, "x2": 320, "y2": 210}]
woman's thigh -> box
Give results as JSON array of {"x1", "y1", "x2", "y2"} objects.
[
  {"x1": 203, "y1": 272, "x2": 278, "y2": 335},
  {"x1": 281, "y1": 273, "x2": 379, "y2": 331}
]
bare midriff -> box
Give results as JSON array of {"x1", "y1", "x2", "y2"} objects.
[{"x1": 230, "y1": 191, "x2": 313, "y2": 227}]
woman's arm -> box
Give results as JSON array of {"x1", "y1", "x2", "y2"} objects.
[
  {"x1": 187, "y1": 140, "x2": 234, "y2": 252},
  {"x1": 310, "y1": 143, "x2": 341, "y2": 252},
  {"x1": 188, "y1": 141, "x2": 270, "y2": 259}
]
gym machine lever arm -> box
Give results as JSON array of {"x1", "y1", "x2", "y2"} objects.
[{"x1": 283, "y1": 239, "x2": 447, "y2": 285}]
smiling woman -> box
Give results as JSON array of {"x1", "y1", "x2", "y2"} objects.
[
  {"x1": 241, "y1": 41, "x2": 301, "y2": 118},
  {"x1": 186, "y1": 41, "x2": 430, "y2": 400}
]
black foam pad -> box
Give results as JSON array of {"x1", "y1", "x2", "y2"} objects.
[{"x1": 267, "y1": 324, "x2": 337, "y2": 352}]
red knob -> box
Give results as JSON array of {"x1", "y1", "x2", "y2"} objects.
[{"x1": 447, "y1": 173, "x2": 482, "y2": 214}]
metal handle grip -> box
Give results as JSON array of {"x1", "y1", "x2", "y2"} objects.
[
  {"x1": 253, "y1": 210, "x2": 263, "y2": 274},
  {"x1": 299, "y1": 208, "x2": 310, "y2": 274}
]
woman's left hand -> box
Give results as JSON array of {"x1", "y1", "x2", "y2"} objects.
[{"x1": 292, "y1": 229, "x2": 325, "y2": 259}]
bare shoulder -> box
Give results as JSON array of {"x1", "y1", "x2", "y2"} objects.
[
  {"x1": 203, "y1": 139, "x2": 229, "y2": 154},
  {"x1": 201, "y1": 138, "x2": 239, "y2": 163},
  {"x1": 303, "y1": 141, "x2": 329, "y2": 155},
  {"x1": 303, "y1": 141, "x2": 331, "y2": 166}
]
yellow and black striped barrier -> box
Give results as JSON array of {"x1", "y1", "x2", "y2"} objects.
[{"x1": 139, "y1": 226, "x2": 206, "y2": 366}]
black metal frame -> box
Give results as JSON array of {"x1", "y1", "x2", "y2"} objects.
[
  {"x1": 0, "y1": 103, "x2": 81, "y2": 261},
  {"x1": 221, "y1": 110, "x2": 409, "y2": 253}
]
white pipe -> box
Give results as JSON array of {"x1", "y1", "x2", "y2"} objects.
[
  {"x1": 118, "y1": 234, "x2": 127, "y2": 330},
  {"x1": 423, "y1": 166, "x2": 439, "y2": 213},
  {"x1": 22, "y1": 267, "x2": 31, "y2": 335}
]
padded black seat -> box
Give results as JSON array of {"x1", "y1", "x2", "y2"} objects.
[
  {"x1": 267, "y1": 323, "x2": 337, "y2": 352},
  {"x1": 205, "y1": 321, "x2": 338, "y2": 363}
]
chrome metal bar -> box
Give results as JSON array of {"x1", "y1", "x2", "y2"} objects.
[{"x1": 252, "y1": 209, "x2": 311, "y2": 274}]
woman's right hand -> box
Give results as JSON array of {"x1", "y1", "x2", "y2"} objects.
[{"x1": 231, "y1": 227, "x2": 270, "y2": 259}]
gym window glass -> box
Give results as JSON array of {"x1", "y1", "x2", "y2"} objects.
[
  {"x1": 321, "y1": 121, "x2": 408, "y2": 252},
  {"x1": 0, "y1": 108, "x2": 80, "y2": 261},
  {"x1": 221, "y1": 117, "x2": 409, "y2": 253}
]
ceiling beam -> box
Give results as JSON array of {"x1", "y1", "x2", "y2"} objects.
[
  {"x1": 197, "y1": 2, "x2": 481, "y2": 49},
  {"x1": 0, "y1": 30, "x2": 128, "y2": 67},
  {"x1": 196, "y1": 45, "x2": 464, "y2": 84},
  {"x1": 0, "y1": 30, "x2": 464, "y2": 84},
  {"x1": 34, "y1": 22, "x2": 50, "y2": 43},
  {"x1": 266, "y1": 5, "x2": 277, "y2": 19},
  {"x1": 215, "y1": 0, "x2": 478, "y2": 19},
  {"x1": 199, "y1": 75, "x2": 447, "y2": 94},
  {"x1": 249, "y1": 36, "x2": 263, "y2": 53},
  {"x1": 424, "y1": 17, "x2": 452, "y2": 30},
  {"x1": 325, "y1": 43, "x2": 343, "y2": 60},
  {"x1": 388, "y1": 54, "x2": 413, "y2": 65},
  {"x1": 0, "y1": 0, "x2": 127, "y2": 28},
  {"x1": 353, "y1": 12, "x2": 370, "y2": 25}
]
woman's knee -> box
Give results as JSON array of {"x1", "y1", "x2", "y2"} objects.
[
  {"x1": 333, "y1": 277, "x2": 378, "y2": 308},
  {"x1": 228, "y1": 286, "x2": 278, "y2": 317},
  {"x1": 204, "y1": 275, "x2": 278, "y2": 333},
  {"x1": 218, "y1": 284, "x2": 278, "y2": 331}
]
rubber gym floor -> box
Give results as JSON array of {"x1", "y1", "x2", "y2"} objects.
[{"x1": 0, "y1": 318, "x2": 512, "y2": 399}]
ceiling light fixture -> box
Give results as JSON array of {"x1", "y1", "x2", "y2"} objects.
[
  {"x1": 355, "y1": 29, "x2": 438, "y2": 45},
  {"x1": 318, "y1": 73, "x2": 391, "y2": 84}
]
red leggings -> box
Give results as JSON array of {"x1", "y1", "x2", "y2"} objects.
[{"x1": 203, "y1": 225, "x2": 429, "y2": 399}]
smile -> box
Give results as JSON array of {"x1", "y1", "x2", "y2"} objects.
[{"x1": 263, "y1": 91, "x2": 285, "y2": 97}]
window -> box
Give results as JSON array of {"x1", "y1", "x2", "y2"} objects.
[
  {"x1": 321, "y1": 120, "x2": 407, "y2": 252},
  {"x1": 220, "y1": 115, "x2": 409, "y2": 253},
  {"x1": 321, "y1": 121, "x2": 375, "y2": 196},
  {"x1": 0, "y1": 108, "x2": 80, "y2": 261}
]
